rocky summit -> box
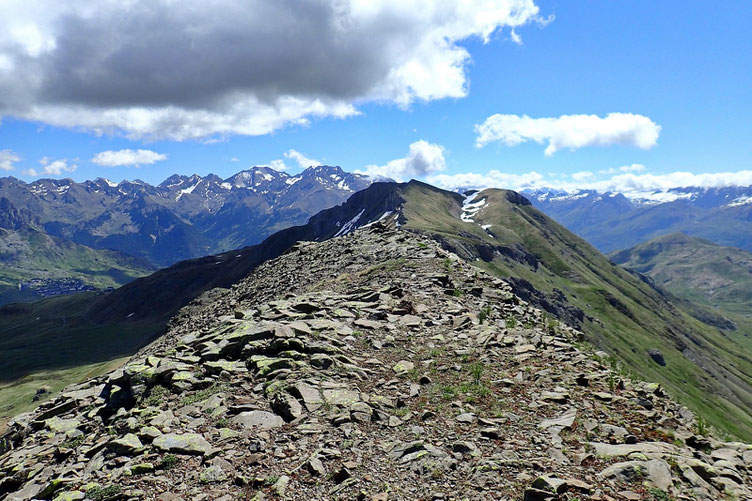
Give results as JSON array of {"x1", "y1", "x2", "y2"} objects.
[{"x1": 1, "y1": 223, "x2": 751, "y2": 501}]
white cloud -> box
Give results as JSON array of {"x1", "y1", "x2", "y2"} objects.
[
  {"x1": 264, "y1": 159, "x2": 289, "y2": 172},
  {"x1": 571, "y1": 171, "x2": 593, "y2": 181},
  {"x1": 258, "y1": 149, "x2": 322, "y2": 172},
  {"x1": 586, "y1": 171, "x2": 752, "y2": 195},
  {"x1": 284, "y1": 150, "x2": 321, "y2": 169},
  {"x1": 230, "y1": 157, "x2": 240, "y2": 163},
  {"x1": 358, "y1": 140, "x2": 447, "y2": 181},
  {"x1": 0, "y1": 0, "x2": 546, "y2": 141},
  {"x1": 475, "y1": 113, "x2": 661, "y2": 156},
  {"x1": 0, "y1": 149, "x2": 20, "y2": 171},
  {"x1": 91, "y1": 149, "x2": 167, "y2": 167},
  {"x1": 24, "y1": 157, "x2": 77, "y2": 177},
  {"x1": 598, "y1": 163, "x2": 646, "y2": 175},
  {"x1": 428, "y1": 166, "x2": 752, "y2": 199},
  {"x1": 428, "y1": 170, "x2": 545, "y2": 191}
]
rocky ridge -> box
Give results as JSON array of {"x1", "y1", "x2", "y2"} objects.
[{"x1": 1, "y1": 224, "x2": 751, "y2": 500}]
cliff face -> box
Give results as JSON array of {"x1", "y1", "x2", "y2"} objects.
[{"x1": 2, "y1": 224, "x2": 750, "y2": 501}]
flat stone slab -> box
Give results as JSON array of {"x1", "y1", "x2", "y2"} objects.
[
  {"x1": 322, "y1": 388, "x2": 360, "y2": 407},
  {"x1": 540, "y1": 409, "x2": 577, "y2": 430},
  {"x1": 353, "y1": 319, "x2": 381, "y2": 330},
  {"x1": 591, "y1": 442, "x2": 679, "y2": 458},
  {"x1": 153, "y1": 433, "x2": 211, "y2": 455},
  {"x1": 393, "y1": 360, "x2": 415, "y2": 373},
  {"x1": 232, "y1": 410, "x2": 285, "y2": 430},
  {"x1": 107, "y1": 433, "x2": 143, "y2": 455},
  {"x1": 294, "y1": 382, "x2": 323, "y2": 411}
]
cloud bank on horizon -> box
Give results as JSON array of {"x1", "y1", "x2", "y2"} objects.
[
  {"x1": 0, "y1": 0, "x2": 544, "y2": 141},
  {"x1": 427, "y1": 166, "x2": 752, "y2": 199}
]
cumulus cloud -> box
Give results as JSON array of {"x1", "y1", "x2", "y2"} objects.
[
  {"x1": 358, "y1": 140, "x2": 447, "y2": 181},
  {"x1": 265, "y1": 159, "x2": 288, "y2": 172},
  {"x1": 598, "y1": 163, "x2": 646, "y2": 175},
  {"x1": 259, "y1": 149, "x2": 322, "y2": 172},
  {"x1": 428, "y1": 166, "x2": 752, "y2": 199},
  {"x1": 284, "y1": 150, "x2": 322, "y2": 169},
  {"x1": 475, "y1": 113, "x2": 661, "y2": 156},
  {"x1": 0, "y1": 0, "x2": 545, "y2": 141},
  {"x1": 24, "y1": 157, "x2": 76, "y2": 177},
  {"x1": 571, "y1": 171, "x2": 593, "y2": 181},
  {"x1": 0, "y1": 149, "x2": 20, "y2": 171},
  {"x1": 91, "y1": 149, "x2": 167, "y2": 167}
]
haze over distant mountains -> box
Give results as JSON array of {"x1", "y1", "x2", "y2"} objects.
[{"x1": 523, "y1": 185, "x2": 752, "y2": 253}]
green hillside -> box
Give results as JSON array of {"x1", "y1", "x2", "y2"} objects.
[
  {"x1": 611, "y1": 232, "x2": 752, "y2": 317},
  {"x1": 399, "y1": 182, "x2": 752, "y2": 440},
  {"x1": 0, "y1": 226, "x2": 155, "y2": 305}
]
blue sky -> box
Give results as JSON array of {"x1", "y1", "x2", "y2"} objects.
[{"x1": 0, "y1": 0, "x2": 750, "y2": 194}]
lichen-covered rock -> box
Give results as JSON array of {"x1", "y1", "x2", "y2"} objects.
[{"x1": 152, "y1": 433, "x2": 211, "y2": 455}]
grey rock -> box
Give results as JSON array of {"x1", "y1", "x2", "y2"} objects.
[
  {"x1": 200, "y1": 465, "x2": 227, "y2": 484},
  {"x1": 152, "y1": 433, "x2": 212, "y2": 455},
  {"x1": 232, "y1": 411, "x2": 285, "y2": 430},
  {"x1": 107, "y1": 433, "x2": 143, "y2": 455}
]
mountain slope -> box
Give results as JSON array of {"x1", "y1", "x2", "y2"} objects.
[
  {"x1": 2, "y1": 226, "x2": 750, "y2": 501},
  {"x1": 0, "y1": 198, "x2": 154, "y2": 306},
  {"x1": 611, "y1": 233, "x2": 752, "y2": 327},
  {"x1": 395, "y1": 183, "x2": 752, "y2": 439},
  {"x1": 525, "y1": 186, "x2": 752, "y2": 253},
  {"x1": 0, "y1": 182, "x2": 403, "y2": 424},
  {"x1": 0, "y1": 166, "x2": 372, "y2": 267},
  {"x1": 2, "y1": 181, "x2": 752, "y2": 441}
]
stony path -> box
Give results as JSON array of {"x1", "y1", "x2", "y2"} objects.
[{"x1": 1, "y1": 225, "x2": 750, "y2": 501}]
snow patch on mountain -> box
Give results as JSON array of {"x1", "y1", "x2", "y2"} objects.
[
  {"x1": 334, "y1": 209, "x2": 365, "y2": 237},
  {"x1": 176, "y1": 180, "x2": 201, "y2": 201},
  {"x1": 460, "y1": 192, "x2": 487, "y2": 223},
  {"x1": 727, "y1": 195, "x2": 752, "y2": 207}
]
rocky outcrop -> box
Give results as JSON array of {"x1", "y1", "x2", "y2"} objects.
[{"x1": 1, "y1": 226, "x2": 750, "y2": 500}]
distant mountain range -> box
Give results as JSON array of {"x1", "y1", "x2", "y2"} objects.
[
  {"x1": 0, "y1": 165, "x2": 372, "y2": 305},
  {"x1": 523, "y1": 185, "x2": 752, "y2": 253},
  {"x1": 0, "y1": 165, "x2": 371, "y2": 268}
]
